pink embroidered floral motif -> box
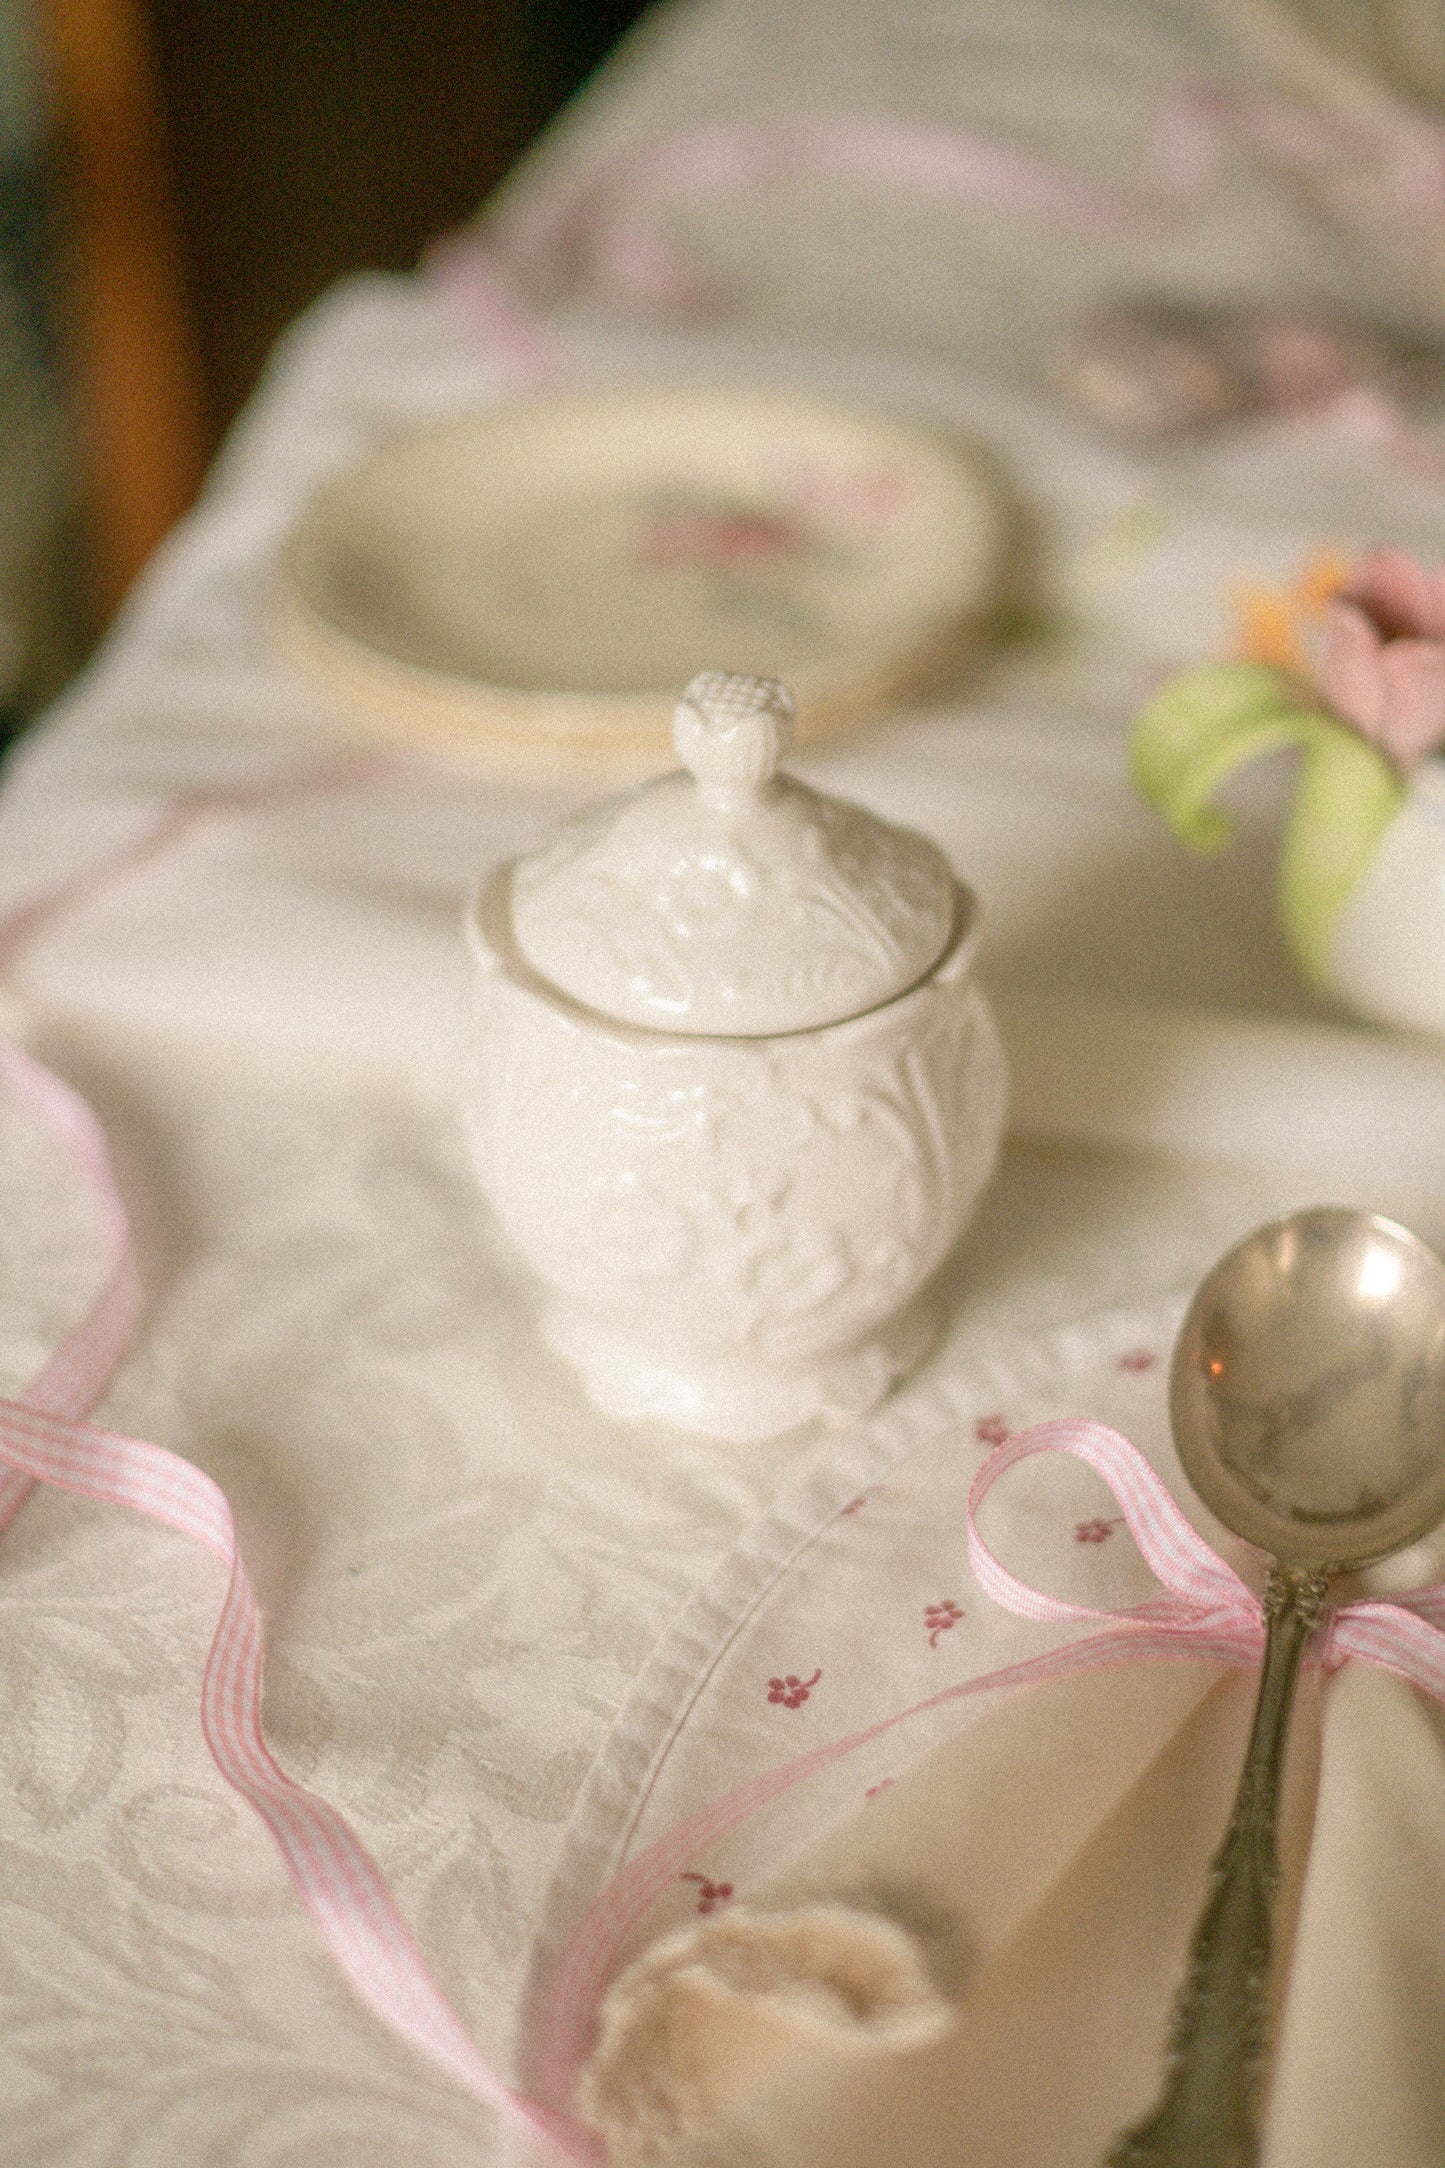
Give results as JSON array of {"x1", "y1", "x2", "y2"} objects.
[
  {"x1": 1075, "y1": 1516, "x2": 1125, "y2": 1544},
  {"x1": 924, "y1": 1599, "x2": 964, "y2": 1647},
  {"x1": 1321, "y1": 549, "x2": 1445, "y2": 771},
  {"x1": 681, "y1": 1873, "x2": 733, "y2": 1915},
  {"x1": 1118, "y1": 1349, "x2": 1156, "y2": 1372},
  {"x1": 974, "y1": 1413, "x2": 1010, "y2": 1447},
  {"x1": 767, "y1": 1668, "x2": 822, "y2": 1709}
]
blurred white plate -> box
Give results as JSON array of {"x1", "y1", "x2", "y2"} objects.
[{"x1": 278, "y1": 384, "x2": 1004, "y2": 777}]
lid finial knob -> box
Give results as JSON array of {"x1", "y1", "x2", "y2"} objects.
[{"x1": 674, "y1": 671, "x2": 795, "y2": 799}]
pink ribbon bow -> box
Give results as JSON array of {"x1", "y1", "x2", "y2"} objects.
[{"x1": 970, "y1": 1419, "x2": 1445, "y2": 1697}]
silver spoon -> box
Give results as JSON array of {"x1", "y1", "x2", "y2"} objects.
[{"x1": 1104, "y1": 1207, "x2": 1445, "y2": 2168}]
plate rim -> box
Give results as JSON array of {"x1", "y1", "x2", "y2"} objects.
[{"x1": 276, "y1": 379, "x2": 1007, "y2": 774}]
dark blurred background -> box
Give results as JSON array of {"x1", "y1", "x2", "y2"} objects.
[
  {"x1": 1, "y1": 0, "x2": 652, "y2": 736},
  {"x1": 145, "y1": 0, "x2": 650, "y2": 444}
]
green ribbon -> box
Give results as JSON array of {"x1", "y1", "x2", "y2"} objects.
[{"x1": 1130, "y1": 661, "x2": 1406, "y2": 982}]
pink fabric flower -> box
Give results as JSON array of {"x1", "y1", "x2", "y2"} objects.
[{"x1": 1321, "y1": 549, "x2": 1445, "y2": 770}]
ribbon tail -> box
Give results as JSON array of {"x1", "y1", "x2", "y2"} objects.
[{"x1": 1328, "y1": 1601, "x2": 1445, "y2": 1705}]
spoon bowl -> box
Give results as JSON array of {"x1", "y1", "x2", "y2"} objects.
[{"x1": 1172, "y1": 1207, "x2": 1445, "y2": 1571}]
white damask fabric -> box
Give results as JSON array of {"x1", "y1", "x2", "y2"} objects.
[{"x1": 1, "y1": 0, "x2": 1444, "y2": 2162}]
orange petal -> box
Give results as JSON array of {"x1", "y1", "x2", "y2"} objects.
[{"x1": 1234, "y1": 585, "x2": 1306, "y2": 669}]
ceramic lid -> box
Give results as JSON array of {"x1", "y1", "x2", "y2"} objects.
[{"x1": 508, "y1": 671, "x2": 957, "y2": 1035}]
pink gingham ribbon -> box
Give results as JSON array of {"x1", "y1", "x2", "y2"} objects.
[
  {"x1": 427, "y1": 111, "x2": 1147, "y2": 354},
  {"x1": 970, "y1": 1421, "x2": 1445, "y2": 1701},
  {"x1": 489, "y1": 116, "x2": 1145, "y2": 307}
]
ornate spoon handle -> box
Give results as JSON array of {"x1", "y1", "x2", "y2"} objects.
[{"x1": 1103, "y1": 1563, "x2": 1328, "y2": 2168}]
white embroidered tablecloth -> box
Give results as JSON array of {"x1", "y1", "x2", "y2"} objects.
[{"x1": 4, "y1": 1, "x2": 1445, "y2": 2162}]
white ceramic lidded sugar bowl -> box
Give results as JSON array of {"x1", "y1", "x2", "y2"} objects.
[{"x1": 462, "y1": 671, "x2": 1006, "y2": 1442}]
